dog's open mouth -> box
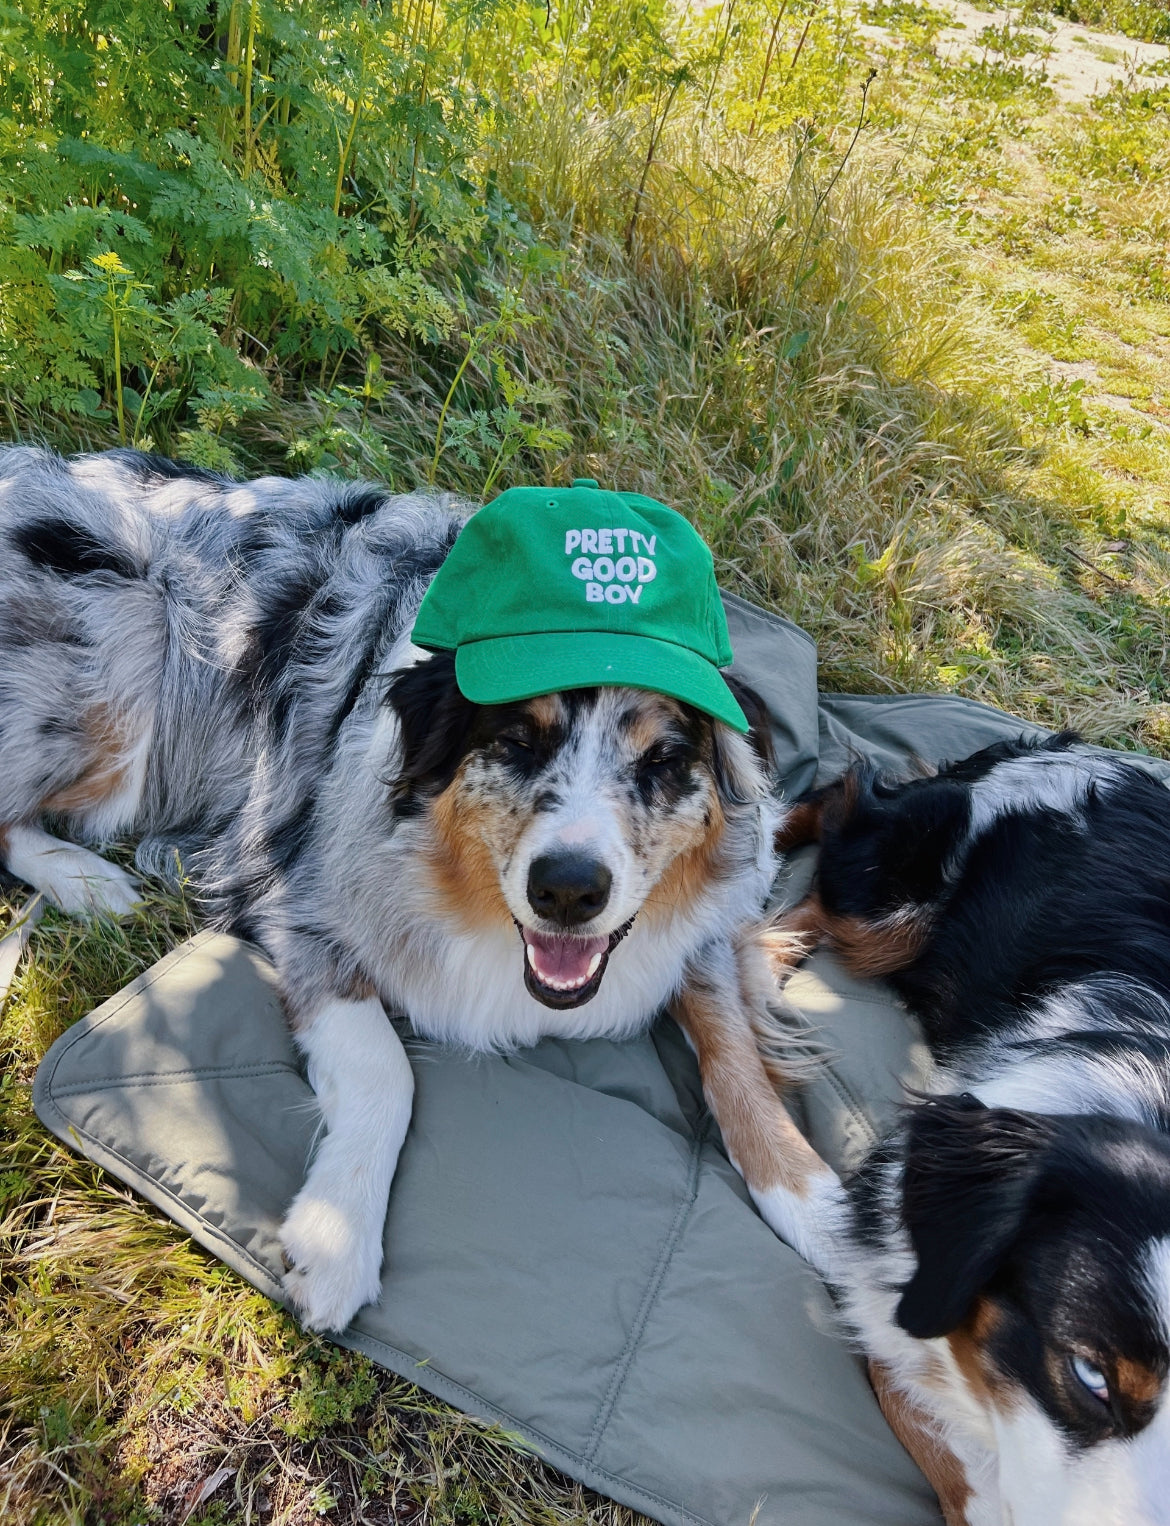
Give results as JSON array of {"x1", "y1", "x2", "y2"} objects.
[{"x1": 518, "y1": 918, "x2": 635, "y2": 1009}]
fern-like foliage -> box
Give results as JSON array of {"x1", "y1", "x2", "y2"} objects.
[{"x1": 0, "y1": 0, "x2": 521, "y2": 458}]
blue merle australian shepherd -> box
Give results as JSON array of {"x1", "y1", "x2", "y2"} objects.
[{"x1": 0, "y1": 446, "x2": 821, "y2": 1333}]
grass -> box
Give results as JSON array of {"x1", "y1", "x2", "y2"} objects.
[
  {"x1": 3, "y1": 0, "x2": 1170, "y2": 1521},
  {"x1": 1, "y1": 892, "x2": 646, "y2": 1523}
]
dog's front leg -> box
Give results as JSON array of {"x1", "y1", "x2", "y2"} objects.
[
  {"x1": 2, "y1": 822, "x2": 142, "y2": 917},
  {"x1": 280, "y1": 995, "x2": 414, "y2": 1332},
  {"x1": 868, "y1": 1362, "x2": 981, "y2": 1526},
  {"x1": 674, "y1": 945, "x2": 845, "y2": 1279}
]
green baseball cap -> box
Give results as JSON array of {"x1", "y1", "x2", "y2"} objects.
[{"x1": 411, "y1": 479, "x2": 748, "y2": 732}]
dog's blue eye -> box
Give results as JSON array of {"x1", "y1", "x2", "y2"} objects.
[{"x1": 1071, "y1": 1355, "x2": 1110, "y2": 1404}]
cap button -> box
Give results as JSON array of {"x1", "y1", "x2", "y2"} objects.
[{"x1": 572, "y1": 477, "x2": 600, "y2": 488}]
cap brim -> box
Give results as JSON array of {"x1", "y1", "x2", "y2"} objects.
[{"x1": 453, "y1": 631, "x2": 749, "y2": 733}]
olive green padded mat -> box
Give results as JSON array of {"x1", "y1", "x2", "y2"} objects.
[{"x1": 39, "y1": 595, "x2": 1138, "y2": 1526}]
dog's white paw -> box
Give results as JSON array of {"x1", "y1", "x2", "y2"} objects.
[
  {"x1": 33, "y1": 847, "x2": 140, "y2": 918},
  {"x1": 279, "y1": 1189, "x2": 385, "y2": 1332},
  {"x1": 5, "y1": 828, "x2": 143, "y2": 919},
  {"x1": 53, "y1": 853, "x2": 142, "y2": 918},
  {"x1": 751, "y1": 1171, "x2": 846, "y2": 1280},
  {"x1": 278, "y1": 995, "x2": 410, "y2": 1331}
]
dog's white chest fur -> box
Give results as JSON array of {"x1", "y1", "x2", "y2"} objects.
[
  {"x1": 0, "y1": 447, "x2": 803, "y2": 1337},
  {"x1": 390, "y1": 912, "x2": 703, "y2": 1049}
]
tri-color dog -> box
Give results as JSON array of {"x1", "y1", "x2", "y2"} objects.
[
  {"x1": 767, "y1": 735, "x2": 1170, "y2": 1526},
  {"x1": 0, "y1": 448, "x2": 820, "y2": 1332}
]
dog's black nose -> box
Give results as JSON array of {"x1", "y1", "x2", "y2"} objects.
[{"x1": 527, "y1": 853, "x2": 612, "y2": 926}]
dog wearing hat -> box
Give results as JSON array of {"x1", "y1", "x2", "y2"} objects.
[{"x1": 0, "y1": 447, "x2": 821, "y2": 1331}]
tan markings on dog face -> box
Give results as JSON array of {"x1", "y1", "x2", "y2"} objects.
[
  {"x1": 775, "y1": 798, "x2": 823, "y2": 852},
  {"x1": 1114, "y1": 1355, "x2": 1162, "y2": 1407},
  {"x1": 948, "y1": 1298, "x2": 1017, "y2": 1412},
  {"x1": 423, "y1": 686, "x2": 736, "y2": 946},
  {"x1": 0, "y1": 824, "x2": 9, "y2": 859},
  {"x1": 621, "y1": 692, "x2": 691, "y2": 755},
  {"x1": 524, "y1": 693, "x2": 564, "y2": 731},
  {"x1": 41, "y1": 704, "x2": 134, "y2": 816},
  {"x1": 423, "y1": 766, "x2": 515, "y2": 930},
  {"x1": 773, "y1": 893, "x2": 932, "y2": 977},
  {"x1": 869, "y1": 1361, "x2": 974, "y2": 1526},
  {"x1": 642, "y1": 789, "x2": 726, "y2": 923},
  {"x1": 557, "y1": 689, "x2": 729, "y2": 925},
  {"x1": 673, "y1": 979, "x2": 826, "y2": 1196}
]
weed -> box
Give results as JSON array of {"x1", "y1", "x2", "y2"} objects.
[
  {"x1": 1022, "y1": 375, "x2": 1094, "y2": 435},
  {"x1": 1045, "y1": 0, "x2": 1170, "y2": 43},
  {"x1": 974, "y1": 22, "x2": 1053, "y2": 61},
  {"x1": 4, "y1": 0, "x2": 1170, "y2": 1519}
]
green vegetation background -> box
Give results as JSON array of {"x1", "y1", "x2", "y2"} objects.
[{"x1": 2, "y1": 0, "x2": 1169, "y2": 1520}]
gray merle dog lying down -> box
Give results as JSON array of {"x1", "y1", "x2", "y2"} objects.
[
  {"x1": 767, "y1": 736, "x2": 1170, "y2": 1526},
  {"x1": 0, "y1": 446, "x2": 823, "y2": 1332}
]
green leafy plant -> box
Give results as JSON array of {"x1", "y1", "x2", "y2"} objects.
[
  {"x1": 6, "y1": 4, "x2": 1170, "y2": 1522},
  {"x1": 0, "y1": 0, "x2": 516, "y2": 450},
  {"x1": 1021, "y1": 374, "x2": 1092, "y2": 434}
]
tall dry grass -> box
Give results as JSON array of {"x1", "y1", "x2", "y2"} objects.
[
  {"x1": 5, "y1": 2, "x2": 1170, "y2": 1521},
  {"x1": 261, "y1": 83, "x2": 1157, "y2": 743}
]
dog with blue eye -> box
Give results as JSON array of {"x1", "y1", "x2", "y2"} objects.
[
  {"x1": 767, "y1": 737, "x2": 1170, "y2": 1526},
  {"x1": 0, "y1": 449, "x2": 822, "y2": 1333}
]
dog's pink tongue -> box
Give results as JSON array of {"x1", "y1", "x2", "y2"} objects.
[{"x1": 524, "y1": 930, "x2": 608, "y2": 986}]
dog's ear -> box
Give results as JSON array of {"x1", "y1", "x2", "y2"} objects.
[
  {"x1": 724, "y1": 672, "x2": 775, "y2": 771},
  {"x1": 712, "y1": 673, "x2": 775, "y2": 805},
  {"x1": 896, "y1": 1094, "x2": 1056, "y2": 1339},
  {"x1": 384, "y1": 650, "x2": 478, "y2": 816}
]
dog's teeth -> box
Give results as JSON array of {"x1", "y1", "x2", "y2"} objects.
[{"x1": 525, "y1": 940, "x2": 603, "y2": 993}]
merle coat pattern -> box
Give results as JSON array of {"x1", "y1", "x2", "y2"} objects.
[{"x1": 0, "y1": 446, "x2": 821, "y2": 1332}]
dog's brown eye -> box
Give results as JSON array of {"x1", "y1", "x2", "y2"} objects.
[
  {"x1": 497, "y1": 733, "x2": 537, "y2": 765},
  {"x1": 639, "y1": 745, "x2": 689, "y2": 776}
]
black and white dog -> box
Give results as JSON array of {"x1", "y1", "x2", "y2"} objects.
[
  {"x1": 0, "y1": 446, "x2": 820, "y2": 1332},
  {"x1": 769, "y1": 735, "x2": 1170, "y2": 1526}
]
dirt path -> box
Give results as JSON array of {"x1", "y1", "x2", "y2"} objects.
[{"x1": 929, "y1": 1, "x2": 1167, "y2": 103}]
